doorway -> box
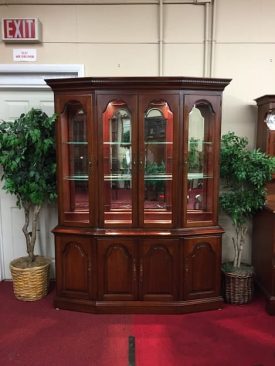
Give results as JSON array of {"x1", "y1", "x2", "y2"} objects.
[{"x1": 0, "y1": 64, "x2": 84, "y2": 280}]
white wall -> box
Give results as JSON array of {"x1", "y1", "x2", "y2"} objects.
[
  {"x1": 0, "y1": 1, "x2": 207, "y2": 76},
  {"x1": 1, "y1": 0, "x2": 275, "y2": 268},
  {"x1": 213, "y1": 0, "x2": 275, "y2": 263},
  {"x1": 215, "y1": 0, "x2": 275, "y2": 145}
]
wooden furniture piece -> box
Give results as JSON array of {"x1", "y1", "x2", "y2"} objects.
[
  {"x1": 46, "y1": 76, "x2": 231, "y2": 314},
  {"x1": 253, "y1": 95, "x2": 275, "y2": 315}
]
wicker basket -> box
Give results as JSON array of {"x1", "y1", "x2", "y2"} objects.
[
  {"x1": 10, "y1": 256, "x2": 51, "y2": 301},
  {"x1": 223, "y1": 270, "x2": 254, "y2": 304}
]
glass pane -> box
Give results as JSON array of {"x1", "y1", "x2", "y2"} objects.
[
  {"x1": 144, "y1": 102, "x2": 173, "y2": 224},
  {"x1": 62, "y1": 101, "x2": 89, "y2": 222},
  {"x1": 103, "y1": 101, "x2": 132, "y2": 224},
  {"x1": 187, "y1": 104, "x2": 213, "y2": 220}
]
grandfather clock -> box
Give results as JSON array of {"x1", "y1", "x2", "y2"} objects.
[{"x1": 252, "y1": 95, "x2": 275, "y2": 315}]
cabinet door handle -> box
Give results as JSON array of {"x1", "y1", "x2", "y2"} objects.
[
  {"x1": 185, "y1": 259, "x2": 190, "y2": 272},
  {"x1": 139, "y1": 260, "x2": 143, "y2": 285},
  {"x1": 133, "y1": 258, "x2": 137, "y2": 282}
]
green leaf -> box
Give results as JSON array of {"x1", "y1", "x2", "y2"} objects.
[
  {"x1": 0, "y1": 108, "x2": 57, "y2": 206},
  {"x1": 220, "y1": 131, "x2": 275, "y2": 266}
]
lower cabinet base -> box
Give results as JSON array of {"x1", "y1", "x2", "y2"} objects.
[
  {"x1": 54, "y1": 230, "x2": 223, "y2": 315},
  {"x1": 255, "y1": 280, "x2": 275, "y2": 315},
  {"x1": 252, "y1": 208, "x2": 275, "y2": 315},
  {"x1": 257, "y1": 288, "x2": 275, "y2": 315},
  {"x1": 54, "y1": 296, "x2": 224, "y2": 314},
  {"x1": 265, "y1": 297, "x2": 275, "y2": 315}
]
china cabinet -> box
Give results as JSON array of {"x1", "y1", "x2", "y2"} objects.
[
  {"x1": 253, "y1": 95, "x2": 275, "y2": 314},
  {"x1": 46, "y1": 76, "x2": 230, "y2": 314}
]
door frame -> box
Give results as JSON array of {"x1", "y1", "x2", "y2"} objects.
[{"x1": 0, "y1": 63, "x2": 84, "y2": 281}]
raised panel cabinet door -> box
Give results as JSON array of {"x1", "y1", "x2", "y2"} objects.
[
  {"x1": 56, "y1": 95, "x2": 95, "y2": 226},
  {"x1": 182, "y1": 236, "x2": 221, "y2": 300},
  {"x1": 97, "y1": 238, "x2": 138, "y2": 301},
  {"x1": 55, "y1": 235, "x2": 95, "y2": 299},
  {"x1": 139, "y1": 239, "x2": 179, "y2": 301}
]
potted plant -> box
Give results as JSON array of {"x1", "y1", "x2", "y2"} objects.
[
  {"x1": 0, "y1": 108, "x2": 57, "y2": 301},
  {"x1": 220, "y1": 131, "x2": 275, "y2": 304}
]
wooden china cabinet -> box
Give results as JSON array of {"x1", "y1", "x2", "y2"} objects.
[
  {"x1": 253, "y1": 95, "x2": 275, "y2": 314},
  {"x1": 46, "y1": 76, "x2": 231, "y2": 314}
]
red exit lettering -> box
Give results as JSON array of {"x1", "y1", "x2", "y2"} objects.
[{"x1": 2, "y1": 18, "x2": 40, "y2": 42}]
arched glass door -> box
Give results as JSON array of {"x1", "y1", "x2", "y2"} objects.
[
  {"x1": 139, "y1": 95, "x2": 179, "y2": 227},
  {"x1": 102, "y1": 100, "x2": 134, "y2": 225},
  {"x1": 60, "y1": 100, "x2": 90, "y2": 223},
  {"x1": 185, "y1": 96, "x2": 219, "y2": 225}
]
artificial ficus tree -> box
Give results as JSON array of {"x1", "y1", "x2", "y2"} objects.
[
  {"x1": 220, "y1": 132, "x2": 275, "y2": 270},
  {"x1": 0, "y1": 109, "x2": 57, "y2": 264}
]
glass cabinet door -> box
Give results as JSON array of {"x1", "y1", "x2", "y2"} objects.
[
  {"x1": 59, "y1": 98, "x2": 91, "y2": 224},
  {"x1": 99, "y1": 96, "x2": 137, "y2": 226},
  {"x1": 139, "y1": 95, "x2": 178, "y2": 226},
  {"x1": 185, "y1": 95, "x2": 220, "y2": 225}
]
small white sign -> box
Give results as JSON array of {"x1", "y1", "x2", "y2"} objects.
[{"x1": 13, "y1": 48, "x2": 37, "y2": 62}]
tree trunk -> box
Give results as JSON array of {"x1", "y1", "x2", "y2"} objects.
[
  {"x1": 236, "y1": 225, "x2": 247, "y2": 268},
  {"x1": 233, "y1": 223, "x2": 247, "y2": 269},
  {"x1": 22, "y1": 203, "x2": 41, "y2": 262},
  {"x1": 233, "y1": 226, "x2": 240, "y2": 268}
]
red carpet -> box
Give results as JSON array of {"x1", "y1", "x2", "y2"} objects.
[{"x1": 1, "y1": 281, "x2": 275, "y2": 365}]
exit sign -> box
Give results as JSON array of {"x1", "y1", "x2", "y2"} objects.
[{"x1": 1, "y1": 18, "x2": 41, "y2": 43}]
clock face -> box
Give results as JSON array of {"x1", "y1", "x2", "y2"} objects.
[{"x1": 265, "y1": 112, "x2": 275, "y2": 130}]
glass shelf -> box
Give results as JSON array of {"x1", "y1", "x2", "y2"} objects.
[
  {"x1": 104, "y1": 142, "x2": 131, "y2": 146},
  {"x1": 65, "y1": 175, "x2": 88, "y2": 181},
  {"x1": 188, "y1": 173, "x2": 213, "y2": 180},
  {"x1": 104, "y1": 174, "x2": 131, "y2": 181},
  {"x1": 64, "y1": 141, "x2": 88, "y2": 145},
  {"x1": 145, "y1": 142, "x2": 173, "y2": 145},
  {"x1": 188, "y1": 141, "x2": 212, "y2": 145},
  {"x1": 145, "y1": 174, "x2": 172, "y2": 181}
]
